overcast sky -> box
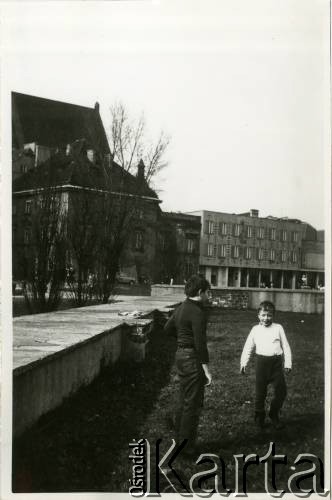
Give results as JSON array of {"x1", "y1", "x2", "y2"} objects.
[{"x1": 2, "y1": 0, "x2": 330, "y2": 229}]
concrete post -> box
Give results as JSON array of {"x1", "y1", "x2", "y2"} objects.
[
  {"x1": 205, "y1": 267, "x2": 212, "y2": 283},
  {"x1": 280, "y1": 271, "x2": 284, "y2": 289},
  {"x1": 246, "y1": 269, "x2": 250, "y2": 287},
  {"x1": 225, "y1": 266, "x2": 229, "y2": 287},
  {"x1": 315, "y1": 273, "x2": 320, "y2": 289},
  {"x1": 217, "y1": 267, "x2": 223, "y2": 287},
  {"x1": 237, "y1": 268, "x2": 242, "y2": 287},
  {"x1": 291, "y1": 272, "x2": 296, "y2": 290},
  {"x1": 258, "y1": 270, "x2": 262, "y2": 287},
  {"x1": 270, "y1": 270, "x2": 273, "y2": 287}
]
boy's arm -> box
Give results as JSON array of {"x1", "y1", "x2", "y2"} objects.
[
  {"x1": 192, "y1": 309, "x2": 212, "y2": 384},
  {"x1": 192, "y1": 309, "x2": 209, "y2": 364},
  {"x1": 164, "y1": 311, "x2": 177, "y2": 337},
  {"x1": 279, "y1": 325, "x2": 292, "y2": 370},
  {"x1": 240, "y1": 328, "x2": 255, "y2": 372}
]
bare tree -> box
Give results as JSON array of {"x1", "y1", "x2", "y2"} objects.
[
  {"x1": 95, "y1": 189, "x2": 140, "y2": 303},
  {"x1": 19, "y1": 187, "x2": 67, "y2": 313},
  {"x1": 109, "y1": 101, "x2": 170, "y2": 184},
  {"x1": 90, "y1": 103, "x2": 170, "y2": 303},
  {"x1": 66, "y1": 189, "x2": 101, "y2": 306}
]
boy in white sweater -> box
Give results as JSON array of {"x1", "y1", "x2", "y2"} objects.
[{"x1": 240, "y1": 301, "x2": 292, "y2": 429}]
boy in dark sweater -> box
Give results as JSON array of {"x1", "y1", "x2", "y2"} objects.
[{"x1": 164, "y1": 275, "x2": 212, "y2": 455}]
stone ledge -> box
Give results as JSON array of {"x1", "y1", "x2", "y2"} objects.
[{"x1": 12, "y1": 294, "x2": 182, "y2": 437}]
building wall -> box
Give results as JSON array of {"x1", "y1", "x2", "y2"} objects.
[
  {"x1": 155, "y1": 212, "x2": 201, "y2": 284},
  {"x1": 12, "y1": 149, "x2": 35, "y2": 180},
  {"x1": 301, "y1": 240, "x2": 324, "y2": 270},
  {"x1": 187, "y1": 209, "x2": 324, "y2": 289},
  {"x1": 151, "y1": 284, "x2": 324, "y2": 314},
  {"x1": 120, "y1": 198, "x2": 160, "y2": 282}
]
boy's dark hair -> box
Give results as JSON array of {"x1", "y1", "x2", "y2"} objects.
[
  {"x1": 258, "y1": 300, "x2": 275, "y2": 313},
  {"x1": 185, "y1": 275, "x2": 210, "y2": 297}
]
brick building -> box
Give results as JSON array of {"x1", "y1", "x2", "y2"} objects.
[{"x1": 187, "y1": 209, "x2": 324, "y2": 289}]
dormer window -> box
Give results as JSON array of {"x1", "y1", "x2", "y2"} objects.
[{"x1": 87, "y1": 149, "x2": 95, "y2": 163}]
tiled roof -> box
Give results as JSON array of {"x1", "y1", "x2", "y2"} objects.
[
  {"x1": 12, "y1": 92, "x2": 110, "y2": 155},
  {"x1": 12, "y1": 145, "x2": 159, "y2": 200}
]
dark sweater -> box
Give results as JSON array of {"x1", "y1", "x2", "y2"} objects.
[{"x1": 164, "y1": 298, "x2": 209, "y2": 364}]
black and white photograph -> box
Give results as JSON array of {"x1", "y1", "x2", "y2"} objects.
[{"x1": 1, "y1": 1, "x2": 330, "y2": 498}]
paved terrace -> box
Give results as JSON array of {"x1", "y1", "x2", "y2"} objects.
[{"x1": 13, "y1": 293, "x2": 184, "y2": 372}]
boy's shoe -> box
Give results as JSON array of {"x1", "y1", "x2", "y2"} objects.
[
  {"x1": 270, "y1": 417, "x2": 285, "y2": 430},
  {"x1": 254, "y1": 415, "x2": 266, "y2": 430},
  {"x1": 165, "y1": 414, "x2": 176, "y2": 431},
  {"x1": 181, "y1": 444, "x2": 198, "y2": 459},
  {"x1": 269, "y1": 412, "x2": 285, "y2": 430}
]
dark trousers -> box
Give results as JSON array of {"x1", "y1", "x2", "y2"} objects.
[
  {"x1": 175, "y1": 348, "x2": 205, "y2": 450},
  {"x1": 255, "y1": 354, "x2": 287, "y2": 420}
]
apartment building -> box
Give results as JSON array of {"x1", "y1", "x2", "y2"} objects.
[{"x1": 187, "y1": 209, "x2": 324, "y2": 289}]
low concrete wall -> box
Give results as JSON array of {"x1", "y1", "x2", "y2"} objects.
[
  {"x1": 151, "y1": 285, "x2": 324, "y2": 314},
  {"x1": 13, "y1": 319, "x2": 152, "y2": 438},
  {"x1": 247, "y1": 288, "x2": 324, "y2": 314},
  {"x1": 151, "y1": 284, "x2": 185, "y2": 298}
]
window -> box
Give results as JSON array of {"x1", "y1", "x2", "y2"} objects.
[
  {"x1": 211, "y1": 273, "x2": 217, "y2": 287},
  {"x1": 281, "y1": 230, "x2": 287, "y2": 242},
  {"x1": 257, "y1": 227, "x2": 264, "y2": 239},
  {"x1": 24, "y1": 229, "x2": 31, "y2": 244},
  {"x1": 258, "y1": 248, "x2": 264, "y2": 260},
  {"x1": 20, "y1": 164, "x2": 27, "y2": 174},
  {"x1": 207, "y1": 243, "x2": 216, "y2": 257},
  {"x1": 270, "y1": 228, "x2": 276, "y2": 240},
  {"x1": 245, "y1": 247, "x2": 252, "y2": 259},
  {"x1": 292, "y1": 231, "x2": 298, "y2": 242},
  {"x1": 220, "y1": 222, "x2": 228, "y2": 235},
  {"x1": 247, "y1": 225, "x2": 252, "y2": 238},
  {"x1": 185, "y1": 262, "x2": 194, "y2": 276},
  {"x1": 234, "y1": 224, "x2": 240, "y2": 236},
  {"x1": 135, "y1": 231, "x2": 144, "y2": 250},
  {"x1": 218, "y1": 244, "x2": 227, "y2": 257},
  {"x1": 270, "y1": 249, "x2": 276, "y2": 261},
  {"x1": 281, "y1": 250, "x2": 287, "y2": 262},
  {"x1": 206, "y1": 220, "x2": 214, "y2": 234},
  {"x1": 233, "y1": 246, "x2": 240, "y2": 258},
  {"x1": 25, "y1": 200, "x2": 32, "y2": 214},
  {"x1": 87, "y1": 149, "x2": 95, "y2": 162},
  {"x1": 187, "y1": 239, "x2": 194, "y2": 253},
  {"x1": 291, "y1": 250, "x2": 298, "y2": 263}
]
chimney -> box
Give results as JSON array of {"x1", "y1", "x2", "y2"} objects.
[
  {"x1": 137, "y1": 159, "x2": 145, "y2": 181},
  {"x1": 94, "y1": 102, "x2": 100, "y2": 112},
  {"x1": 250, "y1": 209, "x2": 259, "y2": 218}
]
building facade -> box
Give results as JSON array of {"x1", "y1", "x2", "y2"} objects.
[
  {"x1": 187, "y1": 209, "x2": 324, "y2": 289},
  {"x1": 154, "y1": 211, "x2": 201, "y2": 284},
  {"x1": 12, "y1": 93, "x2": 161, "y2": 285}
]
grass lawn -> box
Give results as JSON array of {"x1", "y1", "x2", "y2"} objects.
[{"x1": 12, "y1": 309, "x2": 325, "y2": 494}]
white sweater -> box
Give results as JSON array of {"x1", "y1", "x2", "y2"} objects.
[{"x1": 240, "y1": 323, "x2": 292, "y2": 370}]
